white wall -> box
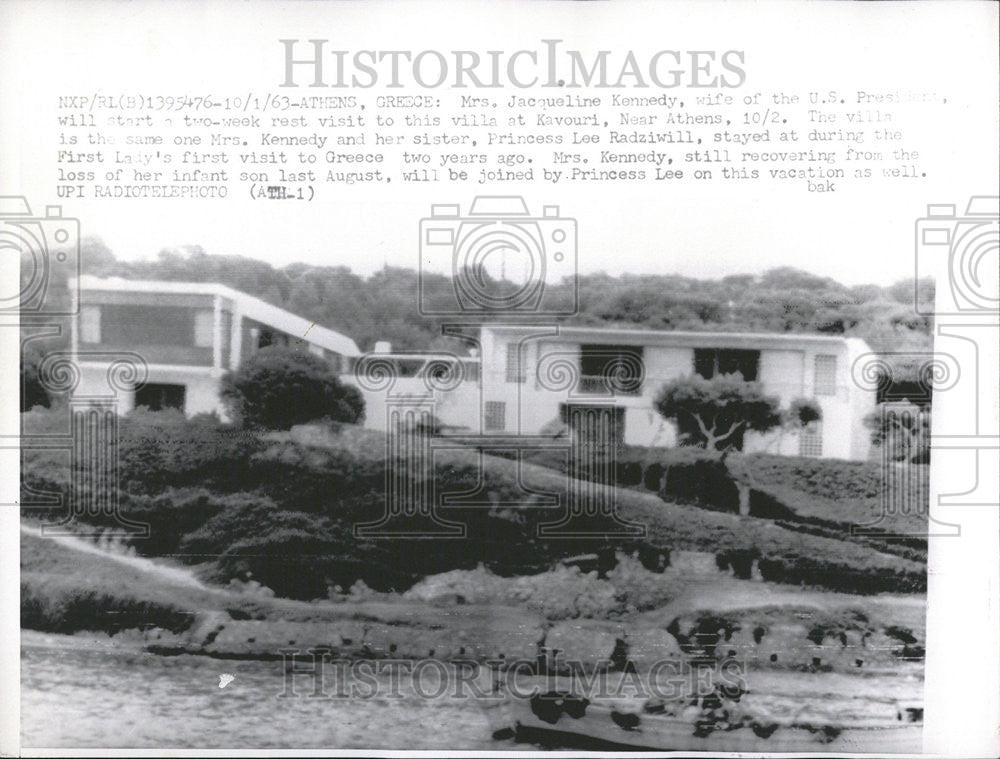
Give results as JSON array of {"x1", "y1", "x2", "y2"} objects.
[
  {"x1": 349, "y1": 329, "x2": 877, "y2": 461},
  {"x1": 75, "y1": 364, "x2": 226, "y2": 419}
]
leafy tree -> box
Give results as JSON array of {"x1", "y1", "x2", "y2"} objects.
[
  {"x1": 654, "y1": 373, "x2": 784, "y2": 452},
  {"x1": 220, "y1": 346, "x2": 364, "y2": 430}
]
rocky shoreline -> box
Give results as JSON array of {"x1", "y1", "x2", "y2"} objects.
[
  {"x1": 144, "y1": 604, "x2": 684, "y2": 670},
  {"x1": 142, "y1": 599, "x2": 922, "y2": 678}
]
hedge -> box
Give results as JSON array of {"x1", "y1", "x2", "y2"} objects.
[{"x1": 21, "y1": 412, "x2": 926, "y2": 599}]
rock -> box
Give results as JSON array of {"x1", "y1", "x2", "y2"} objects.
[
  {"x1": 544, "y1": 620, "x2": 624, "y2": 672},
  {"x1": 756, "y1": 623, "x2": 814, "y2": 668},
  {"x1": 202, "y1": 620, "x2": 366, "y2": 658},
  {"x1": 185, "y1": 610, "x2": 231, "y2": 647},
  {"x1": 719, "y1": 626, "x2": 759, "y2": 661},
  {"x1": 363, "y1": 624, "x2": 460, "y2": 660},
  {"x1": 626, "y1": 627, "x2": 683, "y2": 670}
]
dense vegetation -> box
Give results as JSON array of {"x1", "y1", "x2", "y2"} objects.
[
  {"x1": 22, "y1": 408, "x2": 926, "y2": 601},
  {"x1": 28, "y1": 239, "x2": 933, "y2": 372},
  {"x1": 502, "y1": 445, "x2": 928, "y2": 562}
]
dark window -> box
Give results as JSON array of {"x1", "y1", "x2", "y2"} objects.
[
  {"x1": 256, "y1": 328, "x2": 292, "y2": 350},
  {"x1": 134, "y1": 383, "x2": 186, "y2": 412},
  {"x1": 578, "y1": 344, "x2": 644, "y2": 395},
  {"x1": 693, "y1": 348, "x2": 760, "y2": 381},
  {"x1": 100, "y1": 304, "x2": 197, "y2": 346}
]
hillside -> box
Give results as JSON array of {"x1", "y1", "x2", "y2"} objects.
[{"x1": 22, "y1": 410, "x2": 926, "y2": 602}]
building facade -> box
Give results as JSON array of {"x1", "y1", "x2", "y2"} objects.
[
  {"x1": 465, "y1": 324, "x2": 876, "y2": 460},
  {"x1": 69, "y1": 276, "x2": 360, "y2": 418},
  {"x1": 68, "y1": 277, "x2": 876, "y2": 460}
]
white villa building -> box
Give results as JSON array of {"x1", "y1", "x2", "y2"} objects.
[
  {"x1": 69, "y1": 276, "x2": 361, "y2": 416},
  {"x1": 68, "y1": 277, "x2": 876, "y2": 460},
  {"x1": 471, "y1": 324, "x2": 875, "y2": 460}
]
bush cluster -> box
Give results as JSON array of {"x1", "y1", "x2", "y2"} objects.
[
  {"x1": 21, "y1": 409, "x2": 927, "y2": 600},
  {"x1": 21, "y1": 574, "x2": 195, "y2": 634},
  {"x1": 757, "y1": 555, "x2": 926, "y2": 594}
]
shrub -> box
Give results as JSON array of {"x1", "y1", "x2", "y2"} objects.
[
  {"x1": 20, "y1": 348, "x2": 50, "y2": 411},
  {"x1": 786, "y1": 397, "x2": 822, "y2": 427},
  {"x1": 757, "y1": 554, "x2": 926, "y2": 594},
  {"x1": 116, "y1": 409, "x2": 264, "y2": 493},
  {"x1": 210, "y1": 529, "x2": 406, "y2": 599},
  {"x1": 22, "y1": 410, "x2": 928, "y2": 600},
  {"x1": 221, "y1": 346, "x2": 364, "y2": 429},
  {"x1": 21, "y1": 573, "x2": 196, "y2": 634},
  {"x1": 657, "y1": 449, "x2": 740, "y2": 511}
]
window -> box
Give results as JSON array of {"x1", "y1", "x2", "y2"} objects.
[
  {"x1": 505, "y1": 342, "x2": 524, "y2": 383},
  {"x1": 579, "y1": 344, "x2": 644, "y2": 395},
  {"x1": 814, "y1": 355, "x2": 837, "y2": 395},
  {"x1": 80, "y1": 305, "x2": 101, "y2": 343},
  {"x1": 693, "y1": 348, "x2": 760, "y2": 381},
  {"x1": 799, "y1": 421, "x2": 823, "y2": 457},
  {"x1": 100, "y1": 304, "x2": 202, "y2": 346},
  {"x1": 484, "y1": 401, "x2": 506, "y2": 432},
  {"x1": 134, "y1": 383, "x2": 186, "y2": 412},
  {"x1": 194, "y1": 310, "x2": 215, "y2": 348}
]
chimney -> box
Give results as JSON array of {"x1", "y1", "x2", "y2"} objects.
[{"x1": 373, "y1": 341, "x2": 392, "y2": 354}]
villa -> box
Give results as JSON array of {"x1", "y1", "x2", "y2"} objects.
[
  {"x1": 69, "y1": 276, "x2": 361, "y2": 416},
  {"x1": 68, "y1": 276, "x2": 876, "y2": 459}
]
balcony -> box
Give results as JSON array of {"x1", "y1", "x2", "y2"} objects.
[
  {"x1": 576, "y1": 374, "x2": 643, "y2": 397},
  {"x1": 576, "y1": 344, "x2": 645, "y2": 397}
]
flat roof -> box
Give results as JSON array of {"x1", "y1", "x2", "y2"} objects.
[
  {"x1": 73, "y1": 276, "x2": 361, "y2": 357},
  {"x1": 481, "y1": 323, "x2": 867, "y2": 351}
]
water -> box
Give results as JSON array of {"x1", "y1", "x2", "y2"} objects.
[
  {"x1": 21, "y1": 632, "x2": 496, "y2": 749},
  {"x1": 22, "y1": 631, "x2": 923, "y2": 750}
]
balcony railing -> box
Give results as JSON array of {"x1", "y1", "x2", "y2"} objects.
[{"x1": 576, "y1": 374, "x2": 643, "y2": 396}]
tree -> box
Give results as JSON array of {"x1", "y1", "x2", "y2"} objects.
[
  {"x1": 654, "y1": 373, "x2": 784, "y2": 452},
  {"x1": 220, "y1": 346, "x2": 364, "y2": 430}
]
